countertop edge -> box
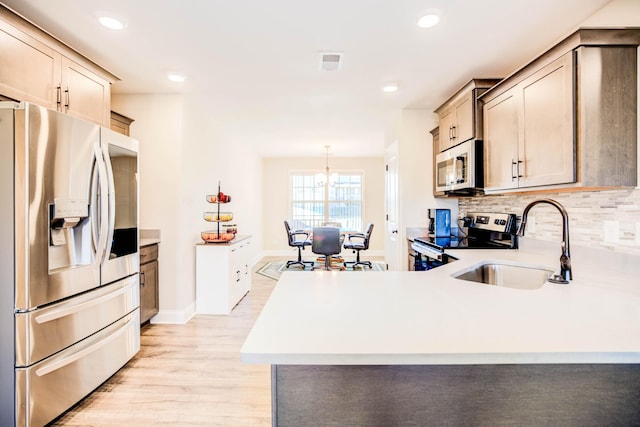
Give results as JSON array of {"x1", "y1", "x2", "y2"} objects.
[{"x1": 240, "y1": 351, "x2": 640, "y2": 366}]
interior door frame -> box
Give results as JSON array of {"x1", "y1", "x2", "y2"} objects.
[{"x1": 384, "y1": 141, "x2": 401, "y2": 271}]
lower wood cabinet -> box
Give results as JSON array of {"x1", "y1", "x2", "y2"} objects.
[
  {"x1": 139, "y1": 243, "x2": 159, "y2": 324},
  {"x1": 195, "y1": 236, "x2": 252, "y2": 315}
]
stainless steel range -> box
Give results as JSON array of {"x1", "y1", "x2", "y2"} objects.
[{"x1": 410, "y1": 212, "x2": 517, "y2": 270}]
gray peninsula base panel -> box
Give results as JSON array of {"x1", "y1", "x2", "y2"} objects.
[{"x1": 272, "y1": 364, "x2": 640, "y2": 426}]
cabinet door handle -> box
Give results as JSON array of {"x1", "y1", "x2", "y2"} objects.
[
  {"x1": 517, "y1": 160, "x2": 523, "y2": 178},
  {"x1": 140, "y1": 271, "x2": 145, "y2": 286},
  {"x1": 451, "y1": 125, "x2": 456, "y2": 140},
  {"x1": 64, "y1": 87, "x2": 70, "y2": 111},
  {"x1": 511, "y1": 160, "x2": 518, "y2": 181},
  {"x1": 56, "y1": 85, "x2": 62, "y2": 108}
]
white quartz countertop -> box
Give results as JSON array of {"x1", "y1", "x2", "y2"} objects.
[
  {"x1": 241, "y1": 242, "x2": 640, "y2": 365},
  {"x1": 140, "y1": 238, "x2": 160, "y2": 247}
]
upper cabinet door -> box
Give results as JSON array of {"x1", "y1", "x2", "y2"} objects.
[
  {"x1": 438, "y1": 108, "x2": 455, "y2": 152},
  {"x1": 483, "y1": 89, "x2": 520, "y2": 191},
  {"x1": 0, "y1": 20, "x2": 61, "y2": 109},
  {"x1": 453, "y1": 91, "x2": 474, "y2": 144},
  {"x1": 435, "y1": 79, "x2": 501, "y2": 156},
  {"x1": 60, "y1": 56, "x2": 111, "y2": 127},
  {"x1": 518, "y1": 52, "x2": 575, "y2": 188}
]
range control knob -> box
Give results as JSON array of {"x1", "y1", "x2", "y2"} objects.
[{"x1": 494, "y1": 219, "x2": 500, "y2": 225}]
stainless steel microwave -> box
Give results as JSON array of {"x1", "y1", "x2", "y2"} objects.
[{"x1": 435, "y1": 139, "x2": 483, "y2": 194}]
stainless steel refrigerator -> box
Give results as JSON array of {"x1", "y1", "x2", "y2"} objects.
[{"x1": 0, "y1": 102, "x2": 141, "y2": 427}]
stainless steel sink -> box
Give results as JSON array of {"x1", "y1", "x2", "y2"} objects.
[{"x1": 452, "y1": 263, "x2": 554, "y2": 290}]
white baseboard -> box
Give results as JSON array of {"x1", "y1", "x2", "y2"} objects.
[{"x1": 150, "y1": 302, "x2": 196, "y2": 324}]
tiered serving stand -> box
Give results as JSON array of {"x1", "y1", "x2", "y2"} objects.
[{"x1": 201, "y1": 182, "x2": 236, "y2": 243}]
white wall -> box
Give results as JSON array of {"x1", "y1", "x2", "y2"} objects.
[
  {"x1": 262, "y1": 156, "x2": 385, "y2": 257},
  {"x1": 111, "y1": 94, "x2": 187, "y2": 322},
  {"x1": 112, "y1": 93, "x2": 263, "y2": 324},
  {"x1": 580, "y1": 0, "x2": 640, "y2": 26}
]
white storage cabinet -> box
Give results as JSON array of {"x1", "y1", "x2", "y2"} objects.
[{"x1": 195, "y1": 236, "x2": 252, "y2": 315}]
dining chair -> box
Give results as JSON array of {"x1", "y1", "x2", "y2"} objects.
[
  {"x1": 284, "y1": 221, "x2": 314, "y2": 269},
  {"x1": 311, "y1": 226, "x2": 343, "y2": 270},
  {"x1": 343, "y1": 223, "x2": 374, "y2": 269}
]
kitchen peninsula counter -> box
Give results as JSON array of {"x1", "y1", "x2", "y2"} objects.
[
  {"x1": 241, "y1": 241, "x2": 640, "y2": 425},
  {"x1": 242, "y1": 243, "x2": 640, "y2": 365}
]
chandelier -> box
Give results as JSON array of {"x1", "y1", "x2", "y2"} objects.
[{"x1": 316, "y1": 145, "x2": 339, "y2": 187}]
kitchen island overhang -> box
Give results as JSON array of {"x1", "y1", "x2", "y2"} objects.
[{"x1": 241, "y1": 249, "x2": 640, "y2": 425}]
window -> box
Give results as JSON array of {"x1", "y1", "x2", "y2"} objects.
[{"x1": 290, "y1": 171, "x2": 363, "y2": 231}]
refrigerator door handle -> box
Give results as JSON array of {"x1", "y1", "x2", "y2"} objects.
[
  {"x1": 102, "y1": 143, "x2": 116, "y2": 262},
  {"x1": 34, "y1": 283, "x2": 132, "y2": 324},
  {"x1": 90, "y1": 147, "x2": 99, "y2": 255},
  {"x1": 92, "y1": 143, "x2": 109, "y2": 264}
]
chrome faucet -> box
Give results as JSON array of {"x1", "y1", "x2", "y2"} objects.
[{"x1": 516, "y1": 199, "x2": 572, "y2": 284}]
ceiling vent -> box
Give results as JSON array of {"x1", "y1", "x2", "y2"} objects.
[{"x1": 319, "y1": 52, "x2": 343, "y2": 71}]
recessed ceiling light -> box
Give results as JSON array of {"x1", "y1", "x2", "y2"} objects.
[
  {"x1": 97, "y1": 14, "x2": 126, "y2": 30},
  {"x1": 382, "y1": 84, "x2": 398, "y2": 93},
  {"x1": 167, "y1": 73, "x2": 186, "y2": 83},
  {"x1": 417, "y1": 13, "x2": 440, "y2": 28}
]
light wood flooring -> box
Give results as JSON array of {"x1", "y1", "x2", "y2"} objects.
[{"x1": 52, "y1": 257, "x2": 282, "y2": 427}]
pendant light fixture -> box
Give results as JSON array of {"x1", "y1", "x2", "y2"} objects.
[{"x1": 316, "y1": 145, "x2": 339, "y2": 187}]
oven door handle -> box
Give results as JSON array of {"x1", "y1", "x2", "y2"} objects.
[{"x1": 411, "y1": 242, "x2": 444, "y2": 262}]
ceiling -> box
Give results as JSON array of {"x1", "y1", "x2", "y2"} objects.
[{"x1": 1, "y1": 0, "x2": 613, "y2": 157}]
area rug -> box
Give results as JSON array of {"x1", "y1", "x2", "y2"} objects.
[{"x1": 256, "y1": 260, "x2": 386, "y2": 281}]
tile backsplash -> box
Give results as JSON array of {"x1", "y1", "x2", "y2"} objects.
[{"x1": 458, "y1": 188, "x2": 640, "y2": 256}]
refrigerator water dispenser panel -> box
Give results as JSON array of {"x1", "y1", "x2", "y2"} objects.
[{"x1": 50, "y1": 198, "x2": 88, "y2": 229}]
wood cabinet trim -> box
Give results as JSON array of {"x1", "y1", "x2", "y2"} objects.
[
  {"x1": 111, "y1": 111, "x2": 135, "y2": 126},
  {"x1": 435, "y1": 79, "x2": 501, "y2": 115},
  {"x1": 481, "y1": 28, "x2": 640, "y2": 103}
]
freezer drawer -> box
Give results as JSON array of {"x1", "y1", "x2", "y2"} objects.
[
  {"x1": 15, "y1": 274, "x2": 139, "y2": 367},
  {"x1": 15, "y1": 309, "x2": 140, "y2": 427}
]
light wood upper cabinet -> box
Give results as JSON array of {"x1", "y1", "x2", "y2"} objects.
[
  {"x1": 435, "y1": 79, "x2": 501, "y2": 153},
  {"x1": 484, "y1": 90, "x2": 519, "y2": 191},
  {"x1": 0, "y1": 5, "x2": 116, "y2": 126},
  {"x1": 481, "y1": 28, "x2": 640, "y2": 194},
  {"x1": 61, "y1": 56, "x2": 111, "y2": 126},
  {"x1": 0, "y1": 18, "x2": 61, "y2": 109},
  {"x1": 519, "y1": 53, "x2": 574, "y2": 188},
  {"x1": 483, "y1": 52, "x2": 574, "y2": 191}
]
